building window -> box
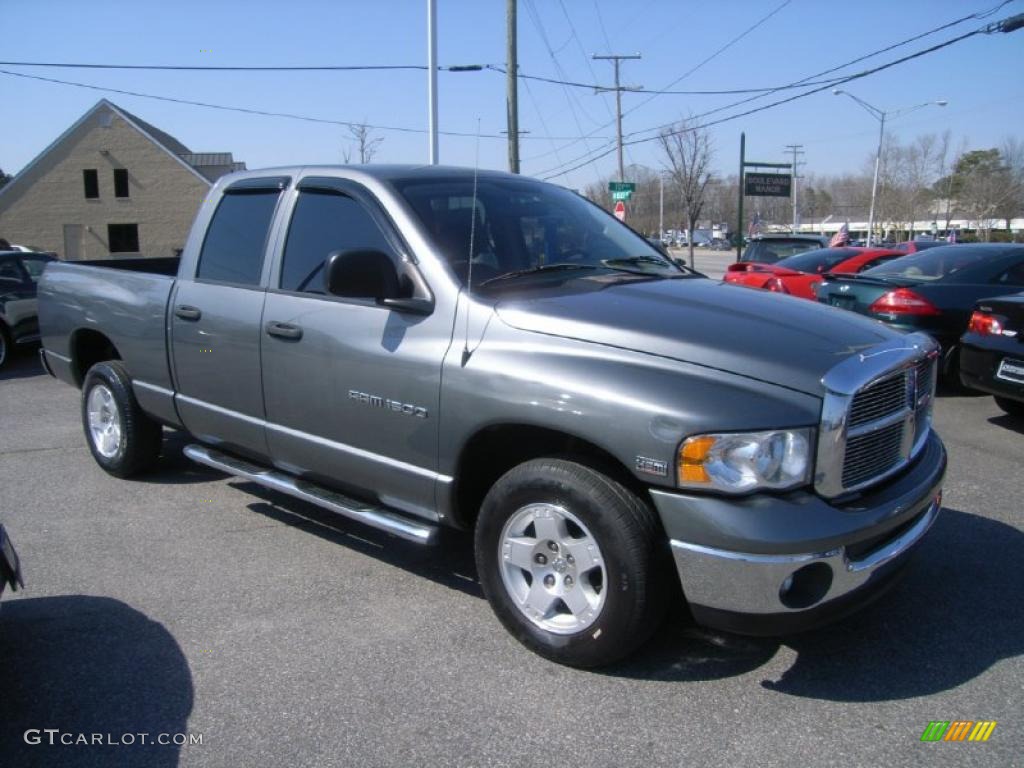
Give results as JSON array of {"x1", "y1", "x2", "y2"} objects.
[
  {"x1": 113, "y1": 169, "x2": 129, "y2": 198},
  {"x1": 108, "y1": 224, "x2": 139, "y2": 254},
  {"x1": 83, "y1": 169, "x2": 99, "y2": 199}
]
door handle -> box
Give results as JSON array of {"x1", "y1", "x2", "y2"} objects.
[
  {"x1": 265, "y1": 321, "x2": 303, "y2": 341},
  {"x1": 175, "y1": 305, "x2": 202, "y2": 321}
]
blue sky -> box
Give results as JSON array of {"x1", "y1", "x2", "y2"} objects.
[{"x1": 2, "y1": 0, "x2": 1022, "y2": 191}]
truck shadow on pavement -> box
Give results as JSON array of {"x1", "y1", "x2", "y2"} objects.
[
  {"x1": 237, "y1": 482, "x2": 484, "y2": 600},
  {"x1": 221, "y1": 483, "x2": 1023, "y2": 700},
  {"x1": 0, "y1": 350, "x2": 45, "y2": 382},
  {"x1": 611, "y1": 507, "x2": 1024, "y2": 700},
  {"x1": 0, "y1": 595, "x2": 193, "y2": 767}
]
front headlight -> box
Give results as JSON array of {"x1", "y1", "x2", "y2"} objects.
[{"x1": 677, "y1": 429, "x2": 813, "y2": 493}]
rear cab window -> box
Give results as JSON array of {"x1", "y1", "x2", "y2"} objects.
[{"x1": 196, "y1": 182, "x2": 284, "y2": 286}]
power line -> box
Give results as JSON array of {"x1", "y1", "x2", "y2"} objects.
[
  {"x1": 0, "y1": 67, "x2": 604, "y2": 141},
  {"x1": 487, "y1": 64, "x2": 852, "y2": 95},
  {"x1": 525, "y1": 0, "x2": 1014, "y2": 170},
  {"x1": 0, "y1": 60, "x2": 485, "y2": 72},
  {"x1": 537, "y1": 22, "x2": 1002, "y2": 180},
  {"x1": 522, "y1": 0, "x2": 606, "y2": 187},
  {"x1": 524, "y1": 0, "x2": 792, "y2": 165}
]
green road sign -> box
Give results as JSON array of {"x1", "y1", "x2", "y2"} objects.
[
  {"x1": 608, "y1": 182, "x2": 636, "y2": 193},
  {"x1": 611, "y1": 190, "x2": 633, "y2": 201}
]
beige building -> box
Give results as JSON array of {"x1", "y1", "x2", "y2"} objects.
[{"x1": 0, "y1": 99, "x2": 245, "y2": 259}]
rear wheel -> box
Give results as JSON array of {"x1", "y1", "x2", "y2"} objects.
[
  {"x1": 475, "y1": 458, "x2": 667, "y2": 667},
  {"x1": 995, "y1": 396, "x2": 1024, "y2": 419},
  {"x1": 81, "y1": 361, "x2": 162, "y2": 477}
]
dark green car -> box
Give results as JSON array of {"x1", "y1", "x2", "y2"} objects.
[{"x1": 815, "y1": 244, "x2": 1024, "y2": 384}]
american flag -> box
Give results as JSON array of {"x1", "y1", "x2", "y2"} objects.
[
  {"x1": 829, "y1": 222, "x2": 850, "y2": 248},
  {"x1": 748, "y1": 212, "x2": 762, "y2": 237}
]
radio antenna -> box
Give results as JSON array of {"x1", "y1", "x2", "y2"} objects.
[{"x1": 462, "y1": 117, "x2": 481, "y2": 365}]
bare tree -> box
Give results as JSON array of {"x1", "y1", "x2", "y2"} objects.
[
  {"x1": 659, "y1": 118, "x2": 714, "y2": 267},
  {"x1": 342, "y1": 122, "x2": 384, "y2": 164}
]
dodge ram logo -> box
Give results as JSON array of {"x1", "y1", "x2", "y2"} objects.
[{"x1": 348, "y1": 390, "x2": 428, "y2": 418}]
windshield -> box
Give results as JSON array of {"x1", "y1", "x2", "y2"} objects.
[
  {"x1": 394, "y1": 177, "x2": 680, "y2": 288},
  {"x1": 775, "y1": 247, "x2": 858, "y2": 274},
  {"x1": 862, "y1": 245, "x2": 994, "y2": 281}
]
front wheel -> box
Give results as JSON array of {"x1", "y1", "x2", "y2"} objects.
[
  {"x1": 81, "y1": 361, "x2": 162, "y2": 477},
  {"x1": 995, "y1": 396, "x2": 1024, "y2": 419},
  {"x1": 475, "y1": 458, "x2": 667, "y2": 667}
]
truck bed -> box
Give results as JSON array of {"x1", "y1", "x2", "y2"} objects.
[{"x1": 38, "y1": 259, "x2": 178, "y2": 398}]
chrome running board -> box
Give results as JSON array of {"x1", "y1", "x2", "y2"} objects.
[{"x1": 183, "y1": 444, "x2": 439, "y2": 545}]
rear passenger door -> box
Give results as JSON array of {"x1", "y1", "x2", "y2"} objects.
[{"x1": 170, "y1": 177, "x2": 285, "y2": 460}]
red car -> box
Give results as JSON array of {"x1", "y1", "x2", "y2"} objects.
[{"x1": 724, "y1": 247, "x2": 905, "y2": 299}]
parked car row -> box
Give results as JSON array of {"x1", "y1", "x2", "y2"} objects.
[
  {"x1": 725, "y1": 239, "x2": 1024, "y2": 414},
  {"x1": 959, "y1": 293, "x2": 1024, "y2": 417},
  {"x1": 0, "y1": 249, "x2": 56, "y2": 369}
]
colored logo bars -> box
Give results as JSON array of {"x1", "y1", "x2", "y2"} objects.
[{"x1": 920, "y1": 721, "x2": 997, "y2": 742}]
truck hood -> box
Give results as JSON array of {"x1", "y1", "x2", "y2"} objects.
[{"x1": 494, "y1": 277, "x2": 902, "y2": 396}]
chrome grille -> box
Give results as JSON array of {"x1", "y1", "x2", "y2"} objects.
[
  {"x1": 815, "y1": 334, "x2": 940, "y2": 499},
  {"x1": 842, "y1": 421, "x2": 905, "y2": 487},
  {"x1": 915, "y1": 357, "x2": 935, "y2": 406},
  {"x1": 848, "y1": 372, "x2": 909, "y2": 428}
]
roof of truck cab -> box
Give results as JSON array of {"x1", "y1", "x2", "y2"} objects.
[{"x1": 219, "y1": 164, "x2": 539, "y2": 184}]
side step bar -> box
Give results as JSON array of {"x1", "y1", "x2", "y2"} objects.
[{"x1": 183, "y1": 444, "x2": 439, "y2": 545}]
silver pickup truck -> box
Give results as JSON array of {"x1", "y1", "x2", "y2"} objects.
[{"x1": 39, "y1": 166, "x2": 946, "y2": 667}]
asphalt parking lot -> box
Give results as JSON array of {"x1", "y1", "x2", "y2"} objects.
[{"x1": 1, "y1": 346, "x2": 1021, "y2": 768}]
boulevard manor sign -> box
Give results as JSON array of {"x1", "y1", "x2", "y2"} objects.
[{"x1": 744, "y1": 172, "x2": 792, "y2": 198}]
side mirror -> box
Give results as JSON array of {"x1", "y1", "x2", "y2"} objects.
[{"x1": 324, "y1": 249, "x2": 400, "y2": 299}]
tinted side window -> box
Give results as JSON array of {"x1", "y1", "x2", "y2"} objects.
[
  {"x1": 280, "y1": 191, "x2": 394, "y2": 293},
  {"x1": 197, "y1": 191, "x2": 280, "y2": 286},
  {"x1": 20, "y1": 255, "x2": 54, "y2": 283}
]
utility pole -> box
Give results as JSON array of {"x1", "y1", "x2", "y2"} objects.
[
  {"x1": 427, "y1": 0, "x2": 439, "y2": 165},
  {"x1": 784, "y1": 144, "x2": 804, "y2": 232},
  {"x1": 592, "y1": 53, "x2": 641, "y2": 182},
  {"x1": 737, "y1": 133, "x2": 745, "y2": 261},
  {"x1": 506, "y1": 0, "x2": 519, "y2": 173}
]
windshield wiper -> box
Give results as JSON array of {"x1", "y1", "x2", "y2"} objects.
[
  {"x1": 602, "y1": 255, "x2": 696, "y2": 277},
  {"x1": 477, "y1": 263, "x2": 600, "y2": 288}
]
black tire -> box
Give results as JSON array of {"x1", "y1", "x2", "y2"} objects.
[
  {"x1": 0, "y1": 322, "x2": 10, "y2": 370},
  {"x1": 475, "y1": 458, "x2": 668, "y2": 668},
  {"x1": 940, "y1": 344, "x2": 964, "y2": 391},
  {"x1": 81, "y1": 361, "x2": 162, "y2": 477},
  {"x1": 995, "y1": 396, "x2": 1024, "y2": 419}
]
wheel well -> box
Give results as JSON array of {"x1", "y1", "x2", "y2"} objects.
[
  {"x1": 451, "y1": 424, "x2": 648, "y2": 530},
  {"x1": 71, "y1": 329, "x2": 121, "y2": 386}
]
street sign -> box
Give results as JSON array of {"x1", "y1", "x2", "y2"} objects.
[
  {"x1": 744, "y1": 173, "x2": 792, "y2": 198},
  {"x1": 608, "y1": 181, "x2": 636, "y2": 193},
  {"x1": 613, "y1": 200, "x2": 626, "y2": 221},
  {"x1": 611, "y1": 190, "x2": 632, "y2": 201}
]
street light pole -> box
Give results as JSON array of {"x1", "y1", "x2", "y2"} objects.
[
  {"x1": 867, "y1": 113, "x2": 885, "y2": 248},
  {"x1": 833, "y1": 90, "x2": 947, "y2": 246},
  {"x1": 427, "y1": 0, "x2": 439, "y2": 165},
  {"x1": 659, "y1": 172, "x2": 664, "y2": 237}
]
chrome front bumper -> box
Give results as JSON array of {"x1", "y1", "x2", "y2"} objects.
[{"x1": 671, "y1": 497, "x2": 938, "y2": 614}]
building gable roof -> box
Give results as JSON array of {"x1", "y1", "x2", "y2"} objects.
[{"x1": 0, "y1": 99, "x2": 211, "y2": 208}]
